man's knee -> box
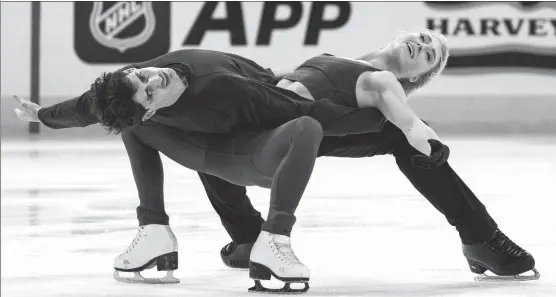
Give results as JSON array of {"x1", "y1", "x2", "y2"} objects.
[{"x1": 292, "y1": 116, "x2": 323, "y2": 143}]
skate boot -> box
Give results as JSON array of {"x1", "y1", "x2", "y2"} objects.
[
  {"x1": 248, "y1": 231, "x2": 310, "y2": 293},
  {"x1": 463, "y1": 229, "x2": 539, "y2": 281},
  {"x1": 113, "y1": 224, "x2": 179, "y2": 284},
  {"x1": 221, "y1": 241, "x2": 254, "y2": 269}
]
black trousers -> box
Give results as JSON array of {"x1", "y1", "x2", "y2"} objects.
[
  {"x1": 199, "y1": 122, "x2": 499, "y2": 245},
  {"x1": 121, "y1": 117, "x2": 323, "y2": 236}
]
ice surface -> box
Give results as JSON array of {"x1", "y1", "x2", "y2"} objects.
[{"x1": 2, "y1": 137, "x2": 555, "y2": 297}]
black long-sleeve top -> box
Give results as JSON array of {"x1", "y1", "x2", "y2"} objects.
[{"x1": 38, "y1": 49, "x2": 392, "y2": 157}]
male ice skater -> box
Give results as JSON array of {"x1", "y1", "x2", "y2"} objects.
[{"x1": 16, "y1": 49, "x2": 379, "y2": 289}]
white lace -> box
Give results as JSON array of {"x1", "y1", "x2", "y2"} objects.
[
  {"x1": 270, "y1": 235, "x2": 302, "y2": 266},
  {"x1": 121, "y1": 227, "x2": 147, "y2": 256}
]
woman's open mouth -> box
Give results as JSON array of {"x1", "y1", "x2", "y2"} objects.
[{"x1": 406, "y1": 42, "x2": 414, "y2": 59}]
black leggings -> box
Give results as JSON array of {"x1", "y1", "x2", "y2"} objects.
[
  {"x1": 121, "y1": 117, "x2": 323, "y2": 236},
  {"x1": 199, "y1": 122, "x2": 499, "y2": 245}
]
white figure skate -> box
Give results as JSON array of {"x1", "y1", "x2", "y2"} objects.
[
  {"x1": 249, "y1": 231, "x2": 310, "y2": 293},
  {"x1": 113, "y1": 224, "x2": 179, "y2": 284}
]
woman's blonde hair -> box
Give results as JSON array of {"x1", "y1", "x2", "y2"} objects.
[{"x1": 397, "y1": 29, "x2": 450, "y2": 95}]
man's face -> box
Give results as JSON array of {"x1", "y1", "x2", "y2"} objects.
[
  {"x1": 124, "y1": 67, "x2": 188, "y2": 120},
  {"x1": 387, "y1": 31, "x2": 444, "y2": 80}
]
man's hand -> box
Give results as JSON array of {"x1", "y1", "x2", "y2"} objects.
[
  {"x1": 13, "y1": 95, "x2": 41, "y2": 122},
  {"x1": 411, "y1": 139, "x2": 450, "y2": 169}
]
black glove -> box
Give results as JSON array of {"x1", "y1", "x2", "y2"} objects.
[{"x1": 411, "y1": 139, "x2": 450, "y2": 170}]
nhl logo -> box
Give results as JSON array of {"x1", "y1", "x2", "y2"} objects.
[
  {"x1": 74, "y1": 1, "x2": 170, "y2": 63},
  {"x1": 89, "y1": 2, "x2": 155, "y2": 53}
]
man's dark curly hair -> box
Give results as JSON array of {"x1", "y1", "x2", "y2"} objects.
[{"x1": 90, "y1": 70, "x2": 146, "y2": 134}]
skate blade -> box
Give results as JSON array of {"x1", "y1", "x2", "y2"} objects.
[
  {"x1": 474, "y1": 268, "x2": 540, "y2": 282},
  {"x1": 248, "y1": 280, "x2": 309, "y2": 294},
  {"x1": 113, "y1": 270, "x2": 180, "y2": 284}
]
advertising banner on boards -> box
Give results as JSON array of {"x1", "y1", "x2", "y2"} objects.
[
  {"x1": 34, "y1": 1, "x2": 556, "y2": 96},
  {"x1": 73, "y1": 2, "x2": 556, "y2": 71}
]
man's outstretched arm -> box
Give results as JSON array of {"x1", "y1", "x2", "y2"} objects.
[{"x1": 14, "y1": 91, "x2": 100, "y2": 129}]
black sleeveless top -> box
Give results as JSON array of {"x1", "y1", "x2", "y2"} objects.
[{"x1": 283, "y1": 54, "x2": 382, "y2": 108}]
